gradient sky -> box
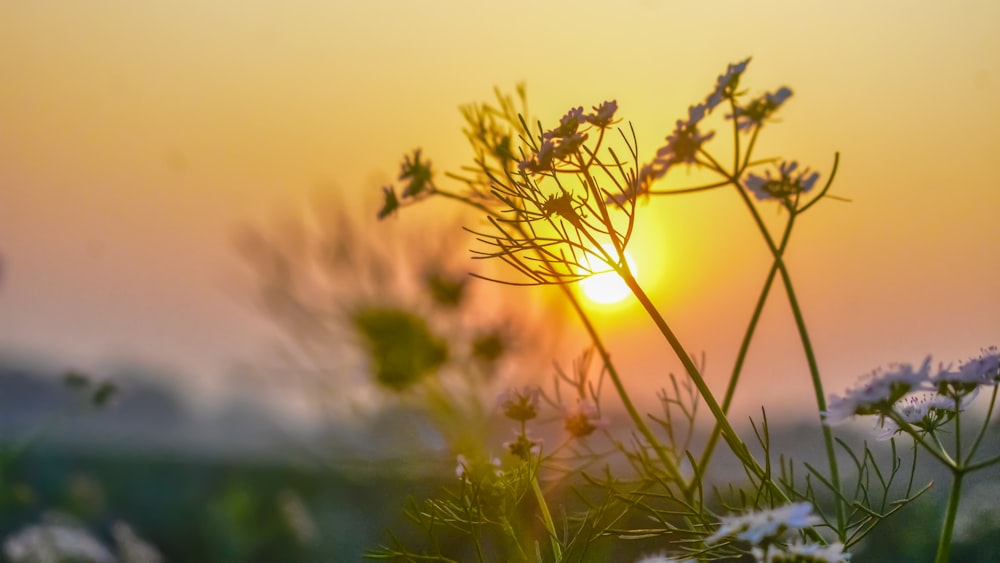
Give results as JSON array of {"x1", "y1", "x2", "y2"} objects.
[{"x1": 1, "y1": 1, "x2": 998, "y2": 418}]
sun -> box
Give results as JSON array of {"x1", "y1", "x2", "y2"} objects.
[{"x1": 578, "y1": 245, "x2": 636, "y2": 305}]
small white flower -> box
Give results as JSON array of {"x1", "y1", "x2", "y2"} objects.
[
  {"x1": 730, "y1": 86, "x2": 793, "y2": 131},
  {"x1": 705, "y1": 58, "x2": 752, "y2": 110},
  {"x1": 586, "y1": 100, "x2": 618, "y2": 128},
  {"x1": 519, "y1": 140, "x2": 556, "y2": 173},
  {"x1": 647, "y1": 116, "x2": 714, "y2": 180},
  {"x1": 753, "y1": 540, "x2": 850, "y2": 562},
  {"x1": 4, "y1": 520, "x2": 117, "y2": 563},
  {"x1": 542, "y1": 106, "x2": 586, "y2": 140},
  {"x1": 635, "y1": 553, "x2": 696, "y2": 563},
  {"x1": 872, "y1": 391, "x2": 957, "y2": 440},
  {"x1": 553, "y1": 131, "x2": 589, "y2": 159},
  {"x1": 744, "y1": 161, "x2": 819, "y2": 202},
  {"x1": 705, "y1": 502, "x2": 821, "y2": 546},
  {"x1": 934, "y1": 347, "x2": 1000, "y2": 396},
  {"x1": 687, "y1": 103, "x2": 708, "y2": 125},
  {"x1": 824, "y1": 357, "x2": 933, "y2": 425}
]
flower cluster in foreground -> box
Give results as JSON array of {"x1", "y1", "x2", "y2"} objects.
[
  {"x1": 825, "y1": 348, "x2": 1000, "y2": 430},
  {"x1": 705, "y1": 503, "x2": 849, "y2": 562}
]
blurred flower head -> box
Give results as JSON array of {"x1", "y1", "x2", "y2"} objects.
[
  {"x1": 351, "y1": 307, "x2": 448, "y2": 391},
  {"x1": 730, "y1": 86, "x2": 793, "y2": 131},
  {"x1": 497, "y1": 386, "x2": 542, "y2": 422},
  {"x1": 744, "y1": 161, "x2": 819, "y2": 204},
  {"x1": 399, "y1": 149, "x2": 434, "y2": 198},
  {"x1": 4, "y1": 517, "x2": 116, "y2": 563},
  {"x1": 753, "y1": 540, "x2": 850, "y2": 562},
  {"x1": 586, "y1": 100, "x2": 619, "y2": 128},
  {"x1": 564, "y1": 398, "x2": 608, "y2": 438},
  {"x1": 705, "y1": 502, "x2": 821, "y2": 546},
  {"x1": 705, "y1": 58, "x2": 751, "y2": 110},
  {"x1": 503, "y1": 431, "x2": 542, "y2": 460}
]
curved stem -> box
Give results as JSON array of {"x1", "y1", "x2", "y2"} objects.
[
  {"x1": 886, "y1": 412, "x2": 956, "y2": 468},
  {"x1": 953, "y1": 397, "x2": 963, "y2": 466},
  {"x1": 966, "y1": 385, "x2": 999, "y2": 465}
]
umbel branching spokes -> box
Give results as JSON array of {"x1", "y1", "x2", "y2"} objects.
[{"x1": 463, "y1": 103, "x2": 645, "y2": 288}]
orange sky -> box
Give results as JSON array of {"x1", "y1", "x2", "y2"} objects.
[{"x1": 1, "y1": 1, "x2": 998, "y2": 418}]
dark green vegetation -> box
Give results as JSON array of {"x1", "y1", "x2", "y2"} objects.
[{"x1": 2, "y1": 358, "x2": 999, "y2": 561}]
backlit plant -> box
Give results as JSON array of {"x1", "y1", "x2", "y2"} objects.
[{"x1": 366, "y1": 59, "x2": 998, "y2": 563}]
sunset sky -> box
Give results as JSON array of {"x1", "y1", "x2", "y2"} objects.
[{"x1": 2, "y1": 1, "x2": 998, "y2": 420}]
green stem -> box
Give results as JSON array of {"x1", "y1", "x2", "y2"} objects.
[
  {"x1": 774, "y1": 244, "x2": 846, "y2": 536},
  {"x1": 730, "y1": 170, "x2": 847, "y2": 537},
  {"x1": 692, "y1": 213, "x2": 795, "y2": 488},
  {"x1": 965, "y1": 385, "x2": 999, "y2": 464},
  {"x1": 558, "y1": 284, "x2": 687, "y2": 487},
  {"x1": 953, "y1": 397, "x2": 963, "y2": 467},
  {"x1": 886, "y1": 412, "x2": 956, "y2": 468},
  {"x1": 531, "y1": 475, "x2": 562, "y2": 561},
  {"x1": 618, "y1": 267, "x2": 780, "y2": 494},
  {"x1": 935, "y1": 469, "x2": 964, "y2": 563}
]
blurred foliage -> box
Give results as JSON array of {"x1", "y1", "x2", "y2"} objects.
[{"x1": 351, "y1": 307, "x2": 449, "y2": 391}]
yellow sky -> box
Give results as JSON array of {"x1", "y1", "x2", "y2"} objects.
[{"x1": 1, "y1": 1, "x2": 998, "y2": 417}]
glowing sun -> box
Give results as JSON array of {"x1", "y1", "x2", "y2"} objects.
[{"x1": 578, "y1": 245, "x2": 636, "y2": 305}]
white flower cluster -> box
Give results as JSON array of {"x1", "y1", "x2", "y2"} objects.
[
  {"x1": 3, "y1": 515, "x2": 163, "y2": 563},
  {"x1": 615, "y1": 57, "x2": 796, "y2": 206},
  {"x1": 754, "y1": 540, "x2": 851, "y2": 562},
  {"x1": 744, "y1": 161, "x2": 820, "y2": 202},
  {"x1": 825, "y1": 348, "x2": 1000, "y2": 433},
  {"x1": 705, "y1": 502, "x2": 820, "y2": 546},
  {"x1": 519, "y1": 101, "x2": 618, "y2": 174},
  {"x1": 705, "y1": 503, "x2": 848, "y2": 562},
  {"x1": 642, "y1": 58, "x2": 753, "y2": 186}
]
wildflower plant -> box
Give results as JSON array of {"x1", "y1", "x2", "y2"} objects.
[{"x1": 365, "y1": 59, "x2": 998, "y2": 562}]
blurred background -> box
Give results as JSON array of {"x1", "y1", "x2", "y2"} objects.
[{"x1": 1, "y1": 1, "x2": 999, "y2": 560}]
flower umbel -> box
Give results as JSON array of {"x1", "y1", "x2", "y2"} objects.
[
  {"x1": 519, "y1": 101, "x2": 618, "y2": 174},
  {"x1": 872, "y1": 391, "x2": 957, "y2": 440},
  {"x1": 646, "y1": 108, "x2": 715, "y2": 181},
  {"x1": 586, "y1": 100, "x2": 619, "y2": 128},
  {"x1": 744, "y1": 161, "x2": 819, "y2": 204},
  {"x1": 705, "y1": 502, "x2": 822, "y2": 546},
  {"x1": 503, "y1": 432, "x2": 542, "y2": 460},
  {"x1": 564, "y1": 399, "x2": 608, "y2": 438},
  {"x1": 705, "y1": 58, "x2": 751, "y2": 110},
  {"x1": 400, "y1": 149, "x2": 434, "y2": 198},
  {"x1": 731, "y1": 87, "x2": 793, "y2": 131},
  {"x1": 934, "y1": 346, "x2": 1000, "y2": 398},
  {"x1": 824, "y1": 357, "x2": 932, "y2": 425},
  {"x1": 497, "y1": 386, "x2": 542, "y2": 422},
  {"x1": 753, "y1": 540, "x2": 850, "y2": 563}
]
